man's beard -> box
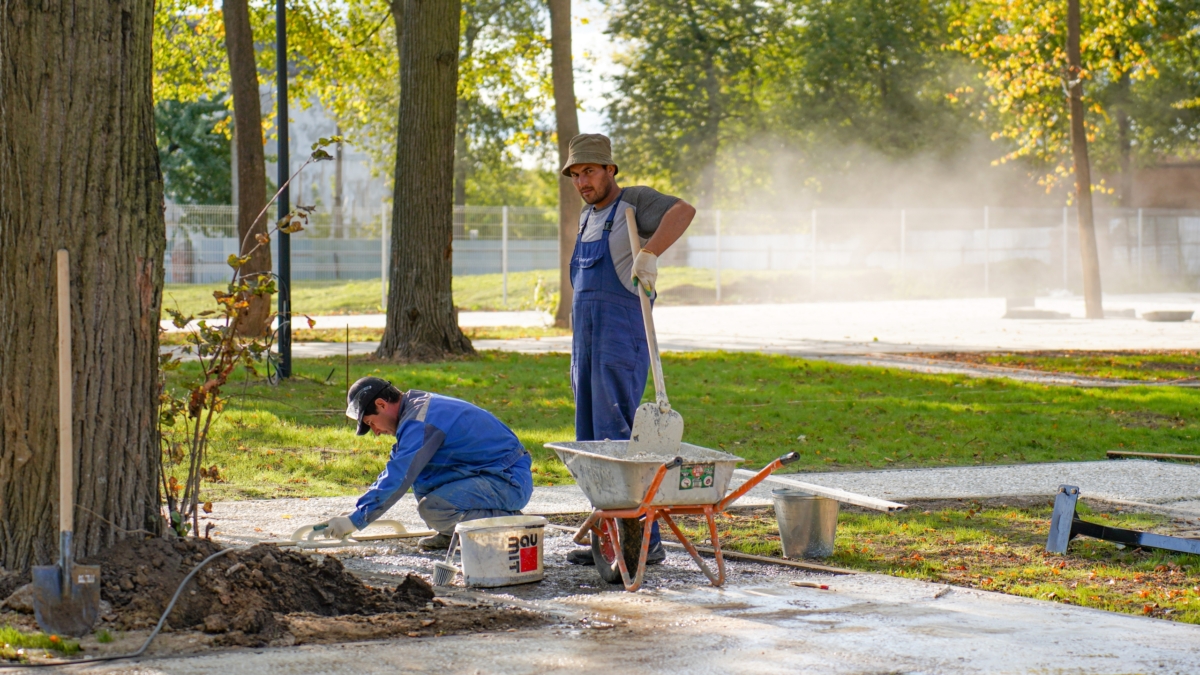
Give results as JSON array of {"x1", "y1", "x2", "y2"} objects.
[{"x1": 583, "y1": 180, "x2": 612, "y2": 205}]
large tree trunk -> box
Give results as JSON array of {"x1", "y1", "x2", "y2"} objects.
[
  {"x1": 1, "y1": 0, "x2": 166, "y2": 571},
  {"x1": 1067, "y1": 0, "x2": 1103, "y2": 318},
  {"x1": 377, "y1": 0, "x2": 473, "y2": 360},
  {"x1": 223, "y1": 0, "x2": 273, "y2": 336},
  {"x1": 549, "y1": 0, "x2": 580, "y2": 329}
]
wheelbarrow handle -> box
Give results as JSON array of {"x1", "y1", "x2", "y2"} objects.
[{"x1": 716, "y1": 453, "x2": 795, "y2": 512}]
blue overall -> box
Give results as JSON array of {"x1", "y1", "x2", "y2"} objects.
[
  {"x1": 348, "y1": 391, "x2": 534, "y2": 536},
  {"x1": 570, "y1": 191, "x2": 661, "y2": 548}
]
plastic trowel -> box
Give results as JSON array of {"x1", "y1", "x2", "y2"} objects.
[{"x1": 624, "y1": 207, "x2": 685, "y2": 454}]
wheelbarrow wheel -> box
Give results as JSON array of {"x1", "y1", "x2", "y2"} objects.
[{"x1": 592, "y1": 518, "x2": 645, "y2": 584}]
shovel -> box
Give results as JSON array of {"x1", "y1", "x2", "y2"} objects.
[
  {"x1": 32, "y1": 249, "x2": 101, "y2": 637},
  {"x1": 624, "y1": 208, "x2": 685, "y2": 454}
]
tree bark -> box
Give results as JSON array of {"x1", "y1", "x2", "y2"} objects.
[
  {"x1": 223, "y1": 0, "x2": 273, "y2": 335},
  {"x1": 1, "y1": 0, "x2": 166, "y2": 571},
  {"x1": 549, "y1": 0, "x2": 581, "y2": 329},
  {"x1": 1067, "y1": 0, "x2": 1104, "y2": 318},
  {"x1": 377, "y1": 0, "x2": 473, "y2": 361}
]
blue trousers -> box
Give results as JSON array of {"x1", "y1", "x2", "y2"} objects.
[{"x1": 416, "y1": 455, "x2": 534, "y2": 535}]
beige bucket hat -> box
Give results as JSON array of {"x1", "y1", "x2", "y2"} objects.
[{"x1": 560, "y1": 133, "x2": 619, "y2": 177}]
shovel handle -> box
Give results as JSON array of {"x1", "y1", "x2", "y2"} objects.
[
  {"x1": 57, "y1": 250, "x2": 73, "y2": 536},
  {"x1": 625, "y1": 208, "x2": 669, "y2": 409}
]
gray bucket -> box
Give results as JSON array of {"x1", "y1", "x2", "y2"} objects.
[{"x1": 772, "y1": 488, "x2": 839, "y2": 559}]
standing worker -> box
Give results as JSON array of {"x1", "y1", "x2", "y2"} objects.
[
  {"x1": 318, "y1": 377, "x2": 534, "y2": 550},
  {"x1": 561, "y1": 133, "x2": 697, "y2": 565}
]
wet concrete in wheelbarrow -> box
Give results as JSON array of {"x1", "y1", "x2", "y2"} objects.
[{"x1": 78, "y1": 524, "x2": 1200, "y2": 674}]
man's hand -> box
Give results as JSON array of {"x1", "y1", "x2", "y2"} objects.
[
  {"x1": 321, "y1": 515, "x2": 357, "y2": 539},
  {"x1": 632, "y1": 249, "x2": 658, "y2": 295}
]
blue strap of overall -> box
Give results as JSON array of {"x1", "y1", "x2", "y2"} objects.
[{"x1": 581, "y1": 188, "x2": 625, "y2": 236}]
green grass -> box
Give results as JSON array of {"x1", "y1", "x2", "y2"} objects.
[
  {"x1": 0, "y1": 625, "x2": 81, "y2": 662},
  {"x1": 929, "y1": 350, "x2": 1200, "y2": 382},
  {"x1": 672, "y1": 503, "x2": 1200, "y2": 624},
  {"x1": 164, "y1": 351, "x2": 1200, "y2": 501},
  {"x1": 162, "y1": 266, "x2": 835, "y2": 317}
]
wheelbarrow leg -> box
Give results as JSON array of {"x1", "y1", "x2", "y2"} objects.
[{"x1": 661, "y1": 512, "x2": 725, "y2": 587}]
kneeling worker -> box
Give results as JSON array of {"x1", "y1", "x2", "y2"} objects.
[{"x1": 319, "y1": 377, "x2": 534, "y2": 549}]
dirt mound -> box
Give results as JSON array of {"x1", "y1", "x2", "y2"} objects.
[{"x1": 83, "y1": 538, "x2": 434, "y2": 643}]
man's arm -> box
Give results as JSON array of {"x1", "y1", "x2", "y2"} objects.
[
  {"x1": 349, "y1": 420, "x2": 445, "y2": 529},
  {"x1": 643, "y1": 199, "x2": 696, "y2": 256}
]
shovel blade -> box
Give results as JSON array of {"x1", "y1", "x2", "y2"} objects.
[
  {"x1": 32, "y1": 563, "x2": 101, "y2": 637},
  {"x1": 629, "y1": 402, "x2": 685, "y2": 455}
]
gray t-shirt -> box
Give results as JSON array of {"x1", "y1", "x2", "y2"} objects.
[{"x1": 578, "y1": 185, "x2": 680, "y2": 294}]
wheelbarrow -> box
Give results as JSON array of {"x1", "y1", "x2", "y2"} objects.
[{"x1": 546, "y1": 440, "x2": 800, "y2": 591}]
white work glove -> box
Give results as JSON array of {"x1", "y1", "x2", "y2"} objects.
[
  {"x1": 631, "y1": 249, "x2": 658, "y2": 295},
  {"x1": 321, "y1": 515, "x2": 357, "y2": 539}
]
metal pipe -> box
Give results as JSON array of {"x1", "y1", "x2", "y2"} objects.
[
  {"x1": 810, "y1": 209, "x2": 817, "y2": 292},
  {"x1": 1137, "y1": 207, "x2": 1143, "y2": 283},
  {"x1": 983, "y1": 206, "x2": 989, "y2": 296},
  {"x1": 502, "y1": 205, "x2": 509, "y2": 306},
  {"x1": 714, "y1": 209, "x2": 722, "y2": 303},
  {"x1": 275, "y1": 0, "x2": 291, "y2": 379}
]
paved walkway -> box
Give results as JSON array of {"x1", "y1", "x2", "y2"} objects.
[
  {"x1": 205, "y1": 459, "x2": 1200, "y2": 550},
  {"x1": 90, "y1": 458, "x2": 1200, "y2": 675}
]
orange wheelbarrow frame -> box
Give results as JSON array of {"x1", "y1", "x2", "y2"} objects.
[{"x1": 573, "y1": 451, "x2": 800, "y2": 591}]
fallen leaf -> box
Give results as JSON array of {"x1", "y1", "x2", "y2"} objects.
[
  {"x1": 280, "y1": 514, "x2": 292, "y2": 519},
  {"x1": 202, "y1": 501, "x2": 213, "y2": 514}
]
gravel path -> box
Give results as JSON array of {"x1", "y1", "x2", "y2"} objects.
[{"x1": 205, "y1": 458, "x2": 1200, "y2": 550}]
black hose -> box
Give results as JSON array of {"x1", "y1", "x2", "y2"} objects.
[{"x1": 0, "y1": 546, "x2": 240, "y2": 669}]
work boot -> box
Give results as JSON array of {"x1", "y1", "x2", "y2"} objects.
[
  {"x1": 565, "y1": 542, "x2": 667, "y2": 566},
  {"x1": 565, "y1": 547, "x2": 595, "y2": 566},
  {"x1": 418, "y1": 532, "x2": 453, "y2": 551}
]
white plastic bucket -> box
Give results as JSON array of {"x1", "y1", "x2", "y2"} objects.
[{"x1": 454, "y1": 515, "x2": 547, "y2": 588}]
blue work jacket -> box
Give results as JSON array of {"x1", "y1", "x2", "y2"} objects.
[{"x1": 348, "y1": 391, "x2": 527, "y2": 529}]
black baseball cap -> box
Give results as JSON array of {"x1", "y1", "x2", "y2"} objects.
[{"x1": 346, "y1": 376, "x2": 393, "y2": 435}]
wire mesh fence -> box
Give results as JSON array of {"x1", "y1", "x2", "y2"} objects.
[{"x1": 165, "y1": 203, "x2": 1200, "y2": 302}]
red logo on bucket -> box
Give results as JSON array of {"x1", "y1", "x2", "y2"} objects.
[
  {"x1": 508, "y1": 532, "x2": 540, "y2": 574},
  {"x1": 519, "y1": 545, "x2": 538, "y2": 572}
]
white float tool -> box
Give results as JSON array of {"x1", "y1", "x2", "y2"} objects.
[
  {"x1": 625, "y1": 206, "x2": 684, "y2": 454},
  {"x1": 268, "y1": 519, "x2": 435, "y2": 550}
]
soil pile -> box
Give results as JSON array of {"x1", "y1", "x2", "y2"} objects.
[{"x1": 83, "y1": 538, "x2": 437, "y2": 643}]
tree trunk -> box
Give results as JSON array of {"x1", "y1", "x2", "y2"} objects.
[
  {"x1": 1067, "y1": 0, "x2": 1104, "y2": 318},
  {"x1": 549, "y1": 0, "x2": 581, "y2": 329},
  {"x1": 1, "y1": 0, "x2": 166, "y2": 571},
  {"x1": 223, "y1": 0, "x2": 273, "y2": 336},
  {"x1": 377, "y1": 0, "x2": 473, "y2": 361}
]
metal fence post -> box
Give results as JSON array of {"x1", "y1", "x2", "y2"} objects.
[
  {"x1": 1062, "y1": 206, "x2": 1069, "y2": 289},
  {"x1": 983, "y1": 206, "x2": 990, "y2": 296},
  {"x1": 1137, "y1": 208, "x2": 1144, "y2": 283},
  {"x1": 899, "y1": 209, "x2": 906, "y2": 285},
  {"x1": 381, "y1": 202, "x2": 388, "y2": 310},
  {"x1": 810, "y1": 209, "x2": 818, "y2": 291},
  {"x1": 501, "y1": 205, "x2": 509, "y2": 306},
  {"x1": 714, "y1": 209, "x2": 722, "y2": 303}
]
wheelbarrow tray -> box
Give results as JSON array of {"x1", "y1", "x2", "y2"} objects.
[{"x1": 546, "y1": 440, "x2": 744, "y2": 510}]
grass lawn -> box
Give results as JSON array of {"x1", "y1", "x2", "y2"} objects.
[
  {"x1": 926, "y1": 350, "x2": 1200, "y2": 383},
  {"x1": 668, "y1": 501, "x2": 1200, "y2": 624},
  {"x1": 161, "y1": 266, "x2": 833, "y2": 317},
  {"x1": 165, "y1": 351, "x2": 1200, "y2": 502}
]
